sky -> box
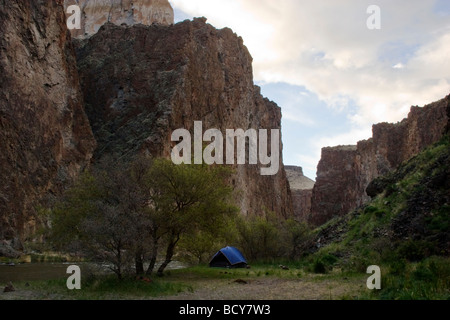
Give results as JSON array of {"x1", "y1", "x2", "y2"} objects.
[{"x1": 169, "y1": 0, "x2": 450, "y2": 179}]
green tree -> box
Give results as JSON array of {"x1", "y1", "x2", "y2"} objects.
[
  {"x1": 146, "y1": 160, "x2": 238, "y2": 275},
  {"x1": 49, "y1": 156, "x2": 152, "y2": 279},
  {"x1": 236, "y1": 214, "x2": 280, "y2": 261},
  {"x1": 49, "y1": 157, "x2": 238, "y2": 278},
  {"x1": 236, "y1": 214, "x2": 312, "y2": 262}
]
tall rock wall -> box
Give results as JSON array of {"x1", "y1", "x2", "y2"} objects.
[
  {"x1": 285, "y1": 166, "x2": 314, "y2": 220},
  {"x1": 0, "y1": 1, "x2": 96, "y2": 243},
  {"x1": 74, "y1": 18, "x2": 293, "y2": 218},
  {"x1": 309, "y1": 95, "x2": 450, "y2": 225},
  {"x1": 64, "y1": 0, "x2": 174, "y2": 39},
  {"x1": 309, "y1": 146, "x2": 362, "y2": 226}
]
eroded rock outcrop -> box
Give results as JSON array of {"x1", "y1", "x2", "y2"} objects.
[
  {"x1": 74, "y1": 18, "x2": 293, "y2": 218},
  {"x1": 64, "y1": 0, "x2": 174, "y2": 39},
  {"x1": 0, "y1": 1, "x2": 96, "y2": 247},
  {"x1": 309, "y1": 95, "x2": 450, "y2": 226},
  {"x1": 285, "y1": 166, "x2": 314, "y2": 220}
]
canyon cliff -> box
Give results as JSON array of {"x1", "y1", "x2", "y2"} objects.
[
  {"x1": 0, "y1": 1, "x2": 96, "y2": 252},
  {"x1": 285, "y1": 166, "x2": 314, "y2": 220},
  {"x1": 309, "y1": 95, "x2": 450, "y2": 226},
  {"x1": 0, "y1": 2, "x2": 294, "y2": 256},
  {"x1": 74, "y1": 18, "x2": 293, "y2": 218},
  {"x1": 64, "y1": 0, "x2": 174, "y2": 39}
]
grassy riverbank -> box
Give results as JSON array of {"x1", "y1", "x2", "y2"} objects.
[
  {"x1": 0, "y1": 264, "x2": 368, "y2": 300},
  {"x1": 2, "y1": 260, "x2": 448, "y2": 300}
]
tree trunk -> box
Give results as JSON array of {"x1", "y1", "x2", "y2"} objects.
[
  {"x1": 146, "y1": 237, "x2": 159, "y2": 276},
  {"x1": 135, "y1": 246, "x2": 144, "y2": 275},
  {"x1": 157, "y1": 234, "x2": 179, "y2": 275},
  {"x1": 117, "y1": 246, "x2": 122, "y2": 280}
]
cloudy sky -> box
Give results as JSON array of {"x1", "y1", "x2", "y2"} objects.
[{"x1": 170, "y1": 0, "x2": 450, "y2": 178}]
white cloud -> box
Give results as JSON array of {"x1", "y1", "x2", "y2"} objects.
[
  {"x1": 171, "y1": 0, "x2": 449, "y2": 116},
  {"x1": 170, "y1": 0, "x2": 450, "y2": 172},
  {"x1": 283, "y1": 111, "x2": 316, "y2": 127},
  {"x1": 314, "y1": 128, "x2": 373, "y2": 150}
]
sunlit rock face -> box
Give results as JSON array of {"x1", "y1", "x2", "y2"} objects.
[
  {"x1": 73, "y1": 18, "x2": 294, "y2": 220},
  {"x1": 64, "y1": 0, "x2": 174, "y2": 38}
]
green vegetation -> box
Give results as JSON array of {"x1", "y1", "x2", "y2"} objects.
[
  {"x1": 46, "y1": 154, "x2": 312, "y2": 278},
  {"x1": 47, "y1": 156, "x2": 238, "y2": 279},
  {"x1": 234, "y1": 214, "x2": 310, "y2": 262},
  {"x1": 8, "y1": 275, "x2": 192, "y2": 300},
  {"x1": 308, "y1": 134, "x2": 450, "y2": 299},
  {"x1": 357, "y1": 256, "x2": 450, "y2": 300},
  {"x1": 23, "y1": 135, "x2": 447, "y2": 300},
  {"x1": 5, "y1": 264, "x2": 366, "y2": 300}
]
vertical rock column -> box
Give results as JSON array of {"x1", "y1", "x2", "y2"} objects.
[{"x1": 0, "y1": 1, "x2": 96, "y2": 243}]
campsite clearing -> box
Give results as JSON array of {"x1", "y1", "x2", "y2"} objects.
[
  {"x1": 158, "y1": 266, "x2": 367, "y2": 300},
  {"x1": 0, "y1": 265, "x2": 368, "y2": 300}
]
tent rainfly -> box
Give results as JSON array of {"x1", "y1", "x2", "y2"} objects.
[{"x1": 209, "y1": 246, "x2": 247, "y2": 268}]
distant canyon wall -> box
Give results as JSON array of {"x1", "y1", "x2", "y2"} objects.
[
  {"x1": 285, "y1": 166, "x2": 314, "y2": 220},
  {"x1": 64, "y1": 0, "x2": 174, "y2": 38},
  {"x1": 308, "y1": 95, "x2": 450, "y2": 226}
]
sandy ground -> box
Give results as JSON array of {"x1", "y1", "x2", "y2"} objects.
[
  {"x1": 0, "y1": 274, "x2": 366, "y2": 300},
  {"x1": 157, "y1": 276, "x2": 366, "y2": 300}
]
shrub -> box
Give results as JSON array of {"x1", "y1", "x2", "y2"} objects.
[
  {"x1": 313, "y1": 259, "x2": 327, "y2": 274},
  {"x1": 413, "y1": 264, "x2": 435, "y2": 282},
  {"x1": 396, "y1": 239, "x2": 436, "y2": 262},
  {"x1": 311, "y1": 254, "x2": 338, "y2": 274},
  {"x1": 389, "y1": 259, "x2": 407, "y2": 275}
]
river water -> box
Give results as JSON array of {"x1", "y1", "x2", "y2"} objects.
[
  {"x1": 0, "y1": 263, "x2": 76, "y2": 283},
  {"x1": 0, "y1": 261, "x2": 186, "y2": 283}
]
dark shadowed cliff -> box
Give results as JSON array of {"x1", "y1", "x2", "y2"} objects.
[{"x1": 0, "y1": 0, "x2": 95, "y2": 252}]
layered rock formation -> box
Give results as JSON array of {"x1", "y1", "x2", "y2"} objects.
[
  {"x1": 309, "y1": 95, "x2": 450, "y2": 225},
  {"x1": 64, "y1": 0, "x2": 174, "y2": 39},
  {"x1": 74, "y1": 18, "x2": 293, "y2": 218},
  {"x1": 0, "y1": 1, "x2": 96, "y2": 245},
  {"x1": 285, "y1": 166, "x2": 314, "y2": 220}
]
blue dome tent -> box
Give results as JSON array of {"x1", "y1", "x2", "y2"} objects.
[{"x1": 209, "y1": 246, "x2": 247, "y2": 268}]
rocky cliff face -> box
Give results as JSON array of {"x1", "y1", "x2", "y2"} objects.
[
  {"x1": 74, "y1": 18, "x2": 293, "y2": 218},
  {"x1": 285, "y1": 166, "x2": 314, "y2": 220},
  {"x1": 309, "y1": 95, "x2": 450, "y2": 225},
  {"x1": 64, "y1": 0, "x2": 174, "y2": 39},
  {"x1": 0, "y1": 1, "x2": 96, "y2": 246}
]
